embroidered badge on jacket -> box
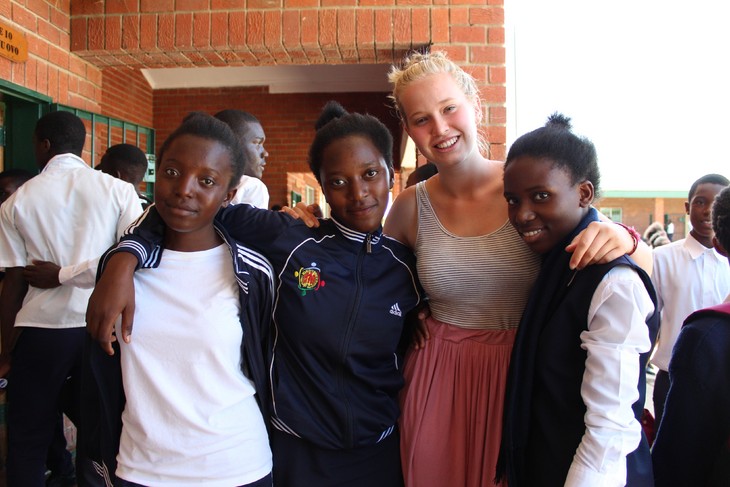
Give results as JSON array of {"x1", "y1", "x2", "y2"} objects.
[{"x1": 295, "y1": 263, "x2": 326, "y2": 296}]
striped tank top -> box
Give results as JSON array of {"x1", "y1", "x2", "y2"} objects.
[{"x1": 415, "y1": 182, "x2": 540, "y2": 330}]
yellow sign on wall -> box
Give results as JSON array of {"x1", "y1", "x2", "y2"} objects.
[{"x1": 0, "y1": 21, "x2": 28, "y2": 63}]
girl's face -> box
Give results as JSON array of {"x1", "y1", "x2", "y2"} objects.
[
  {"x1": 155, "y1": 134, "x2": 236, "y2": 252},
  {"x1": 503, "y1": 155, "x2": 593, "y2": 255},
  {"x1": 398, "y1": 72, "x2": 481, "y2": 168},
  {"x1": 319, "y1": 135, "x2": 393, "y2": 234}
]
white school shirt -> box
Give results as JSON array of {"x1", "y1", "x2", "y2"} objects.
[
  {"x1": 115, "y1": 245, "x2": 272, "y2": 486},
  {"x1": 0, "y1": 153, "x2": 142, "y2": 328},
  {"x1": 58, "y1": 257, "x2": 99, "y2": 289},
  {"x1": 230, "y1": 175, "x2": 270, "y2": 209},
  {"x1": 649, "y1": 234, "x2": 730, "y2": 371},
  {"x1": 565, "y1": 266, "x2": 654, "y2": 487}
]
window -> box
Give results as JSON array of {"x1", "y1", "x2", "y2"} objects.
[
  {"x1": 305, "y1": 186, "x2": 316, "y2": 205},
  {"x1": 290, "y1": 191, "x2": 302, "y2": 205},
  {"x1": 599, "y1": 207, "x2": 623, "y2": 222}
]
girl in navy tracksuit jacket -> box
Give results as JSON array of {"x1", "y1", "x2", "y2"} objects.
[{"x1": 86, "y1": 101, "x2": 423, "y2": 487}]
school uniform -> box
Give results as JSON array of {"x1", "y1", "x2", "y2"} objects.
[
  {"x1": 0, "y1": 153, "x2": 141, "y2": 487},
  {"x1": 230, "y1": 175, "x2": 269, "y2": 208},
  {"x1": 498, "y1": 208, "x2": 659, "y2": 487},
  {"x1": 78, "y1": 221, "x2": 275, "y2": 486},
  {"x1": 649, "y1": 234, "x2": 730, "y2": 424},
  {"x1": 652, "y1": 300, "x2": 730, "y2": 487},
  {"x1": 110, "y1": 204, "x2": 423, "y2": 486}
]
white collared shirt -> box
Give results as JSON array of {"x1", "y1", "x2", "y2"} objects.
[
  {"x1": 649, "y1": 234, "x2": 730, "y2": 371},
  {"x1": 565, "y1": 266, "x2": 654, "y2": 487},
  {"x1": 230, "y1": 175, "x2": 269, "y2": 209},
  {"x1": 0, "y1": 153, "x2": 142, "y2": 328}
]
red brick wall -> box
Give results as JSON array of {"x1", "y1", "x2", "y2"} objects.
[
  {"x1": 2, "y1": 1, "x2": 102, "y2": 113},
  {"x1": 287, "y1": 171, "x2": 321, "y2": 211},
  {"x1": 3, "y1": 2, "x2": 156, "y2": 167},
  {"x1": 597, "y1": 196, "x2": 688, "y2": 240},
  {"x1": 68, "y1": 2, "x2": 508, "y2": 159},
  {"x1": 153, "y1": 87, "x2": 401, "y2": 208},
  {"x1": 5, "y1": 1, "x2": 507, "y2": 186},
  {"x1": 101, "y1": 66, "x2": 154, "y2": 127}
]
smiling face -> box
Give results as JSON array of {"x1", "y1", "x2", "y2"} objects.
[
  {"x1": 155, "y1": 134, "x2": 236, "y2": 252},
  {"x1": 398, "y1": 72, "x2": 481, "y2": 169},
  {"x1": 503, "y1": 155, "x2": 593, "y2": 255},
  {"x1": 319, "y1": 135, "x2": 393, "y2": 234},
  {"x1": 686, "y1": 182, "x2": 727, "y2": 248}
]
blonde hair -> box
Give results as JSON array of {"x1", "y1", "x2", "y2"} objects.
[
  {"x1": 388, "y1": 51, "x2": 488, "y2": 155},
  {"x1": 388, "y1": 51, "x2": 479, "y2": 121}
]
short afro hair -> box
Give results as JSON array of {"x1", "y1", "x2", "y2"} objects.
[
  {"x1": 712, "y1": 186, "x2": 730, "y2": 252},
  {"x1": 34, "y1": 111, "x2": 86, "y2": 157}
]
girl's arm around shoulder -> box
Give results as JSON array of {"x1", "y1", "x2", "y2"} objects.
[
  {"x1": 216, "y1": 203, "x2": 299, "y2": 250},
  {"x1": 566, "y1": 218, "x2": 653, "y2": 275},
  {"x1": 384, "y1": 185, "x2": 418, "y2": 250}
]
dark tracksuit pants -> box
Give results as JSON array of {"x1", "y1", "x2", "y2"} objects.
[
  {"x1": 7, "y1": 327, "x2": 84, "y2": 487},
  {"x1": 270, "y1": 428, "x2": 403, "y2": 487}
]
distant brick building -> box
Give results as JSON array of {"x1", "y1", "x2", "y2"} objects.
[
  {"x1": 1, "y1": 1, "x2": 507, "y2": 207},
  {"x1": 598, "y1": 190, "x2": 688, "y2": 241}
]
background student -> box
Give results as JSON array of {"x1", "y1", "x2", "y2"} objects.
[
  {"x1": 0, "y1": 111, "x2": 141, "y2": 487},
  {"x1": 652, "y1": 184, "x2": 730, "y2": 487},
  {"x1": 215, "y1": 109, "x2": 270, "y2": 208},
  {"x1": 22, "y1": 143, "x2": 153, "y2": 291},
  {"x1": 649, "y1": 173, "x2": 730, "y2": 425},
  {"x1": 95, "y1": 143, "x2": 152, "y2": 208}
]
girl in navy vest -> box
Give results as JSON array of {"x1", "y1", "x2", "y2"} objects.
[{"x1": 496, "y1": 113, "x2": 658, "y2": 487}]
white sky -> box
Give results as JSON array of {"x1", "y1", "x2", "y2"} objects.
[{"x1": 506, "y1": 0, "x2": 730, "y2": 192}]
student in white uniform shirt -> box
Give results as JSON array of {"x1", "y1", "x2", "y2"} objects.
[
  {"x1": 21, "y1": 113, "x2": 270, "y2": 291},
  {"x1": 215, "y1": 109, "x2": 270, "y2": 208},
  {"x1": 650, "y1": 173, "x2": 730, "y2": 426},
  {"x1": 0, "y1": 111, "x2": 142, "y2": 487},
  {"x1": 22, "y1": 143, "x2": 152, "y2": 291}
]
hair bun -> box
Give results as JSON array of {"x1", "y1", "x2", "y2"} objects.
[
  {"x1": 315, "y1": 101, "x2": 348, "y2": 130},
  {"x1": 545, "y1": 112, "x2": 572, "y2": 130}
]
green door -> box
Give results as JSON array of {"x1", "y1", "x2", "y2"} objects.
[{"x1": 0, "y1": 79, "x2": 51, "y2": 173}]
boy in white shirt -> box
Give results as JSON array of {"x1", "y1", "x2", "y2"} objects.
[
  {"x1": 0, "y1": 111, "x2": 141, "y2": 487},
  {"x1": 650, "y1": 173, "x2": 730, "y2": 425}
]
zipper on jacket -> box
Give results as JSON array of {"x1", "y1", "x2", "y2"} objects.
[
  {"x1": 366, "y1": 233, "x2": 372, "y2": 253},
  {"x1": 337, "y1": 239, "x2": 369, "y2": 447}
]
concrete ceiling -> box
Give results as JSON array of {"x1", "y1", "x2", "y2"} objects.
[{"x1": 141, "y1": 64, "x2": 392, "y2": 93}]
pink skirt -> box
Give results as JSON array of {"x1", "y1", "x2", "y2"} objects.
[{"x1": 399, "y1": 317, "x2": 515, "y2": 487}]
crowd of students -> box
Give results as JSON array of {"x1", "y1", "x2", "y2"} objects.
[{"x1": 0, "y1": 50, "x2": 728, "y2": 487}]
